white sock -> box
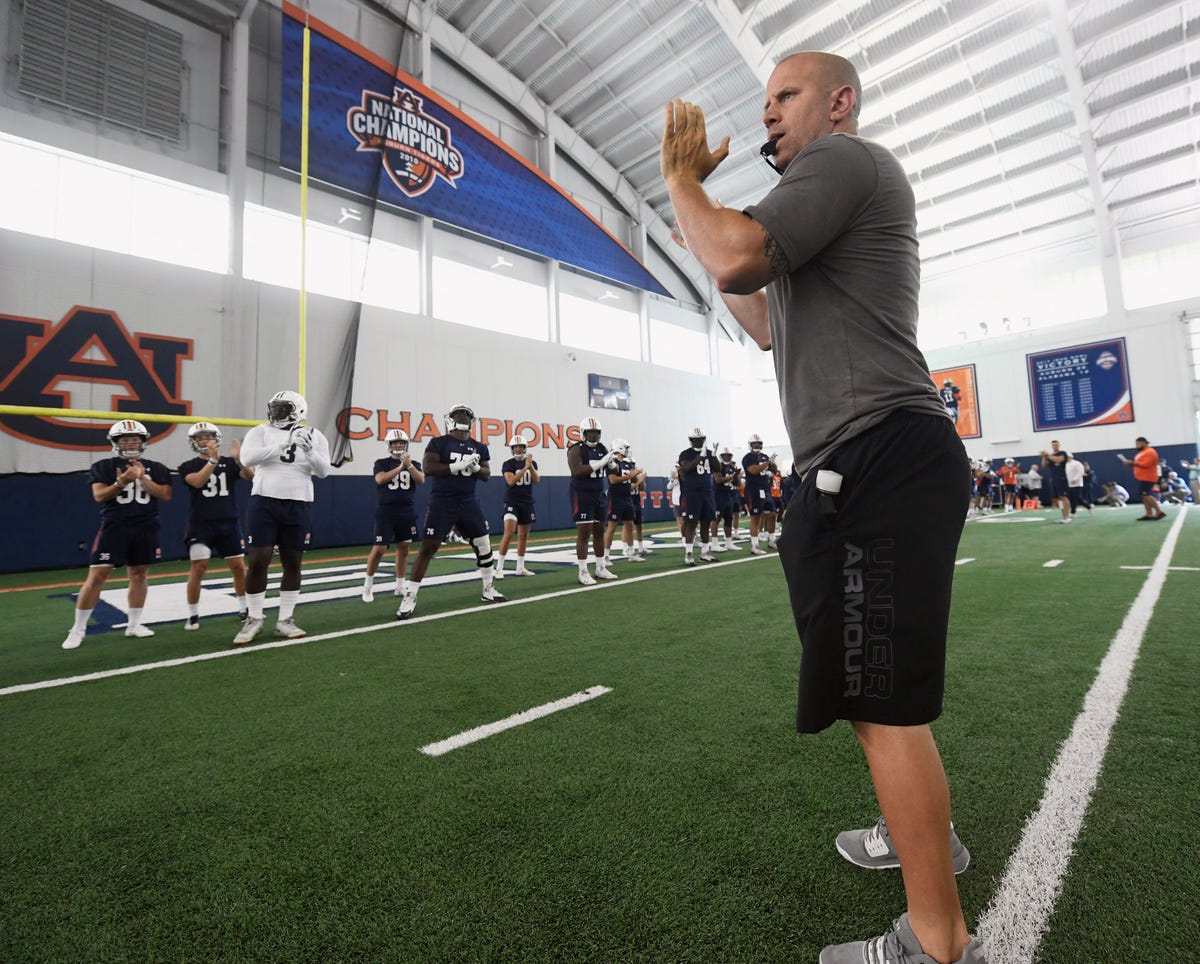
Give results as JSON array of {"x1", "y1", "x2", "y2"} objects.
[
  {"x1": 685, "y1": 541, "x2": 694, "y2": 555},
  {"x1": 407, "y1": 582, "x2": 421, "y2": 599},
  {"x1": 127, "y1": 607, "x2": 143, "y2": 629},
  {"x1": 278, "y1": 590, "x2": 300, "y2": 621},
  {"x1": 396, "y1": 578, "x2": 408, "y2": 596},
  {"x1": 236, "y1": 594, "x2": 247, "y2": 612},
  {"x1": 188, "y1": 603, "x2": 199, "y2": 617},
  {"x1": 247, "y1": 592, "x2": 266, "y2": 619},
  {"x1": 363, "y1": 573, "x2": 374, "y2": 588},
  {"x1": 751, "y1": 535, "x2": 759, "y2": 548},
  {"x1": 577, "y1": 560, "x2": 589, "y2": 575},
  {"x1": 516, "y1": 555, "x2": 525, "y2": 569},
  {"x1": 481, "y1": 566, "x2": 494, "y2": 590},
  {"x1": 73, "y1": 608, "x2": 92, "y2": 633}
]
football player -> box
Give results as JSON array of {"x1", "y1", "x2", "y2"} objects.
[
  {"x1": 178, "y1": 422, "x2": 254, "y2": 630},
  {"x1": 603, "y1": 439, "x2": 643, "y2": 563},
  {"x1": 495, "y1": 434, "x2": 540, "y2": 578},
  {"x1": 362, "y1": 429, "x2": 425, "y2": 602},
  {"x1": 742, "y1": 434, "x2": 778, "y2": 554},
  {"x1": 397, "y1": 404, "x2": 507, "y2": 619},
  {"x1": 714, "y1": 446, "x2": 742, "y2": 551},
  {"x1": 677, "y1": 428, "x2": 719, "y2": 565},
  {"x1": 62, "y1": 420, "x2": 173, "y2": 650},
  {"x1": 234, "y1": 391, "x2": 331, "y2": 644},
  {"x1": 567, "y1": 416, "x2": 620, "y2": 584}
]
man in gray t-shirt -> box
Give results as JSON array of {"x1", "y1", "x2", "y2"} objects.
[{"x1": 662, "y1": 52, "x2": 982, "y2": 964}]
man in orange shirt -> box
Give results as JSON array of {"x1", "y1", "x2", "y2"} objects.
[{"x1": 1118, "y1": 436, "x2": 1166, "y2": 521}]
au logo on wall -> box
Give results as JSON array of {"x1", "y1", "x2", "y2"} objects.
[{"x1": 930, "y1": 364, "x2": 980, "y2": 439}]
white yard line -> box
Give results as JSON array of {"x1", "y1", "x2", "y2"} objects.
[
  {"x1": 955, "y1": 558, "x2": 975, "y2": 566},
  {"x1": 418, "y1": 686, "x2": 612, "y2": 757},
  {"x1": 976, "y1": 505, "x2": 1188, "y2": 963},
  {"x1": 1042, "y1": 559, "x2": 1063, "y2": 568},
  {"x1": 2, "y1": 552, "x2": 770, "y2": 697}
]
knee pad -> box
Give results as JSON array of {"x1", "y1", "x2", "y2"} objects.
[{"x1": 472, "y1": 535, "x2": 493, "y2": 567}]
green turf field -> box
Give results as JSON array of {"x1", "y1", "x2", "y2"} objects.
[{"x1": 1, "y1": 508, "x2": 1197, "y2": 962}]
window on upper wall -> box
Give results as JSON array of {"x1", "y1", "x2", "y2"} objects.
[
  {"x1": 559, "y1": 294, "x2": 641, "y2": 361},
  {"x1": 243, "y1": 204, "x2": 419, "y2": 313},
  {"x1": 431, "y1": 227, "x2": 549, "y2": 339},
  {"x1": 0, "y1": 132, "x2": 227, "y2": 273},
  {"x1": 650, "y1": 301, "x2": 710, "y2": 375},
  {"x1": 1122, "y1": 240, "x2": 1200, "y2": 311}
]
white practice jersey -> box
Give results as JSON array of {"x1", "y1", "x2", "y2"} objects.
[{"x1": 240, "y1": 423, "x2": 331, "y2": 502}]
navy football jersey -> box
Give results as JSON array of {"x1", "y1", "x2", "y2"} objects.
[
  {"x1": 608, "y1": 458, "x2": 634, "y2": 499},
  {"x1": 570, "y1": 441, "x2": 609, "y2": 493},
  {"x1": 939, "y1": 386, "x2": 959, "y2": 407},
  {"x1": 678, "y1": 448, "x2": 717, "y2": 490},
  {"x1": 91, "y1": 457, "x2": 172, "y2": 524},
  {"x1": 178, "y1": 455, "x2": 243, "y2": 522},
  {"x1": 373, "y1": 457, "x2": 419, "y2": 509},
  {"x1": 426, "y1": 434, "x2": 490, "y2": 498},
  {"x1": 716, "y1": 459, "x2": 741, "y2": 490},
  {"x1": 742, "y1": 452, "x2": 772, "y2": 494},
  {"x1": 502, "y1": 456, "x2": 537, "y2": 503}
]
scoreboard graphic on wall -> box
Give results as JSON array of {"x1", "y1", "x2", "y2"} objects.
[
  {"x1": 588, "y1": 373, "x2": 630, "y2": 411},
  {"x1": 1026, "y1": 338, "x2": 1133, "y2": 432}
]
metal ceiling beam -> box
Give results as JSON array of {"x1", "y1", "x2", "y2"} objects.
[
  {"x1": 544, "y1": 5, "x2": 696, "y2": 110},
  {"x1": 462, "y1": 0, "x2": 509, "y2": 38},
  {"x1": 1046, "y1": 0, "x2": 1125, "y2": 311},
  {"x1": 566, "y1": 24, "x2": 728, "y2": 135},
  {"x1": 1072, "y1": 0, "x2": 1183, "y2": 49},
  {"x1": 612, "y1": 88, "x2": 763, "y2": 173},
  {"x1": 493, "y1": 0, "x2": 567, "y2": 62}
]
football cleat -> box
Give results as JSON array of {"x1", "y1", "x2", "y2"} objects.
[
  {"x1": 62, "y1": 629, "x2": 85, "y2": 650},
  {"x1": 578, "y1": 570, "x2": 597, "y2": 586},
  {"x1": 684, "y1": 555, "x2": 696, "y2": 567},
  {"x1": 125, "y1": 625, "x2": 155, "y2": 638},
  {"x1": 184, "y1": 615, "x2": 200, "y2": 631},
  {"x1": 750, "y1": 546, "x2": 767, "y2": 555},
  {"x1": 274, "y1": 618, "x2": 306, "y2": 639},
  {"x1": 233, "y1": 617, "x2": 264, "y2": 645},
  {"x1": 513, "y1": 567, "x2": 536, "y2": 576},
  {"x1": 481, "y1": 586, "x2": 508, "y2": 603},
  {"x1": 595, "y1": 567, "x2": 619, "y2": 580},
  {"x1": 237, "y1": 610, "x2": 249, "y2": 621},
  {"x1": 361, "y1": 585, "x2": 375, "y2": 603},
  {"x1": 396, "y1": 595, "x2": 417, "y2": 620},
  {"x1": 108, "y1": 419, "x2": 150, "y2": 457},
  {"x1": 700, "y1": 551, "x2": 714, "y2": 562}
]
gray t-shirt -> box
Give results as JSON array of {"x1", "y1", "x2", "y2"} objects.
[{"x1": 745, "y1": 133, "x2": 947, "y2": 477}]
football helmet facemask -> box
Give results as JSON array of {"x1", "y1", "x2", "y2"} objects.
[
  {"x1": 385, "y1": 428, "x2": 410, "y2": 458},
  {"x1": 267, "y1": 391, "x2": 307, "y2": 429},
  {"x1": 688, "y1": 428, "x2": 706, "y2": 452},
  {"x1": 188, "y1": 421, "x2": 222, "y2": 454},
  {"x1": 108, "y1": 419, "x2": 150, "y2": 457},
  {"x1": 580, "y1": 416, "x2": 602, "y2": 446},
  {"x1": 446, "y1": 404, "x2": 474, "y2": 435}
]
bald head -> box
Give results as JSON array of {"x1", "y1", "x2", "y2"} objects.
[{"x1": 777, "y1": 51, "x2": 862, "y2": 122}]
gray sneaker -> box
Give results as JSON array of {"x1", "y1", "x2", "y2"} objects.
[
  {"x1": 820, "y1": 913, "x2": 987, "y2": 963},
  {"x1": 233, "y1": 617, "x2": 263, "y2": 645},
  {"x1": 836, "y1": 816, "x2": 970, "y2": 874},
  {"x1": 274, "y1": 618, "x2": 307, "y2": 639}
]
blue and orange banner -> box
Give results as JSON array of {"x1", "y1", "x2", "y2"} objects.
[
  {"x1": 280, "y1": 4, "x2": 668, "y2": 296},
  {"x1": 1026, "y1": 338, "x2": 1133, "y2": 432}
]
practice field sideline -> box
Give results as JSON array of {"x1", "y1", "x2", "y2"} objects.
[{"x1": 1, "y1": 508, "x2": 1196, "y2": 962}]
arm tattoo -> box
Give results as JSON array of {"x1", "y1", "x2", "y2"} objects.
[{"x1": 762, "y1": 225, "x2": 791, "y2": 279}]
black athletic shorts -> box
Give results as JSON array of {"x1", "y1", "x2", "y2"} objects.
[{"x1": 777, "y1": 410, "x2": 970, "y2": 734}]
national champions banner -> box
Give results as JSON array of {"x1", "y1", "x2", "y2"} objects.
[
  {"x1": 1026, "y1": 338, "x2": 1133, "y2": 432},
  {"x1": 280, "y1": 5, "x2": 669, "y2": 297}
]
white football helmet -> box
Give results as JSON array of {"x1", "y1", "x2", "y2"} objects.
[
  {"x1": 508, "y1": 434, "x2": 528, "y2": 455},
  {"x1": 446, "y1": 404, "x2": 474, "y2": 434},
  {"x1": 1004, "y1": 457, "x2": 1014, "y2": 466},
  {"x1": 188, "y1": 421, "x2": 222, "y2": 454},
  {"x1": 610, "y1": 438, "x2": 630, "y2": 457},
  {"x1": 385, "y1": 428, "x2": 409, "y2": 457},
  {"x1": 580, "y1": 416, "x2": 602, "y2": 445},
  {"x1": 748, "y1": 434, "x2": 763, "y2": 451},
  {"x1": 108, "y1": 419, "x2": 150, "y2": 456},
  {"x1": 720, "y1": 446, "x2": 733, "y2": 460},
  {"x1": 688, "y1": 428, "x2": 706, "y2": 451},
  {"x1": 267, "y1": 391, "x2": 307, "y2": 429}
]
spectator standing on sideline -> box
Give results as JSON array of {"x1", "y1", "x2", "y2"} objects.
[
  {"x1": 361, "y1": 429, "x2": 424, "y2": 603},
  {"x1": 236, "y1": 391, "x2": 330, "y2": 644},
  {"x1": 1118, "y1": 436, "x2": 1166, "y2": 521},
  {"x1": 662, "y1": 52, "x2": 982, "y2": 963},
  {"x1": 1064, "y1": 454, "x2": 1090, "y2": 517},
  {"x1": 62, "y1": 420, "x2": 173, "y2": 650},
  {"x1": 1026, "y1": 463, "x2": 1042, "y2": 507},
  {"x1": 179, "y1": 422, "x2": 254, "y2": 629}
]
